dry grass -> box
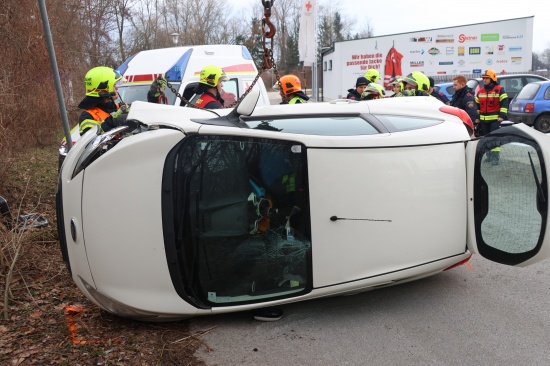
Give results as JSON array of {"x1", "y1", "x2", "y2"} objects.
[{"x1": 0, "y1": 147, "x2": 208, "y2": 365}]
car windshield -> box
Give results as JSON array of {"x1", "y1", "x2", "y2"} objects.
[
  {"x1": 516, "y1": 83, "x2": 540, "y2": 100},
  {"x1": 117, "y1": 83, "x2": 181, "y2": 105}
]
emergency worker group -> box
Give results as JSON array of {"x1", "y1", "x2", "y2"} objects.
[{"x1": 76, "y1": 63, "x2": 507, "y2": 158}]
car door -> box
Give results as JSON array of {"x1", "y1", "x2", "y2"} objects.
[{"x1": 466, "y1": 123, "x2": 550, "y2": 266}]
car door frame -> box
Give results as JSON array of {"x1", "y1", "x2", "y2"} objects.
[{"x1": 466, "y1": 123, "x2": 550, "y2": 266}]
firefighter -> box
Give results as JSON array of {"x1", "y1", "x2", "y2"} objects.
[
  {"x1": 361, "y1": 85, "x2": 383, "y2": 100},
  {"x1": 364, "y1": 68, "x2": 386, "y2": 97},
  {"x1": 428, "y1": 77, "x2": 450, "y2": 104},
  {"x1": 193, "y1": 65, "x2": 228, "y2": 109},
  {"x1": 450, "y1": 75, "x2": 478, "y2": 131},
  {"x1": 346, "y1": 76, "x2": 369, "y2": 100},
  {"x1": 475, "y1": 69, "x2": 509, "y2": 164},
  {"x1": 78, "y1": 66, "x2": 128, "y2": 135},
  {"x1": 147, "y1": 76, "x2": 168, "y2": 104},
  {"x1": 277, "y1": 74, "x2": 309, "y2": 104},
  {"x1": 389, "y1": 78, "x2": 406, "y2": 97},
  {"x1": 402, "y1": 72, "x2": 431, "y2": 96}
]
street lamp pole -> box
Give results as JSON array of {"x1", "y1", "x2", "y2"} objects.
[{"x1": 170, "y1": 33, "x2": 180, "y2": 47}]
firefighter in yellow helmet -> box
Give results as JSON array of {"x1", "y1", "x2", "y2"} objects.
[
  {"x1": 361, "y1": 85, "x2": 383, "y2": 100},
  {"x1": 402, "y1": 72, "x2": 431, "y2": 96},
  {"x1": 364, "y1": 68, "x2": 386, "y2": 97},
  {"x1": 276, "y1": 75, "x2": 309, "y2": 104},
  {"x1": 193, "y1": 65, "x2": 229, "y2": 109},
  {"x1": 389, "y1": 78, "x2": 405, "y2": 97},
  {"x1": 475, "y1": 69, "x2": 508, "y2": 165},
  {"x1": 78, "y1": 66, "x2": 128, "y2": 135}
]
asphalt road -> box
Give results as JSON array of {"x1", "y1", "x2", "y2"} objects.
[{"x1": 189, "y1": 255, "x2": 550, "y2": 366}]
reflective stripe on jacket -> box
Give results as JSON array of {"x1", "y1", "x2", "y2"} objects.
[
  {"x1": 475, "y1": 84, "x2": 508, "y2": 122},
  {"x1": 194, "y1": 91, "x2": 223, "y2": 109},
  {"x1": 79, "y1": 107, "x2": 111, "y2": 135}
]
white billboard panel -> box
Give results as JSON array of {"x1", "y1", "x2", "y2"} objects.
[{"x1": 322, "y1": 17, "x2": 533, "y2": 100}]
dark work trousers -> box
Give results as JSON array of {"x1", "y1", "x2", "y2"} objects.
[{"x1": 479, "y1": 121, "x2": 501, "y2": 164}]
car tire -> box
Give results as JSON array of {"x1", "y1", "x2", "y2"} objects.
[{"x1": 534, "y1": 115, "x2": 550, "y2": 133}]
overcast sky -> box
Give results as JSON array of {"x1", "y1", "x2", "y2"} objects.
[{"x1": 228, "y1": 0, "x2": 550, "y2": 53}]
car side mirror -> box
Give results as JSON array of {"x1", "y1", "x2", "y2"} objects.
[{"x1": 236, "y1": 89, "x2": 260, "y2": 116}]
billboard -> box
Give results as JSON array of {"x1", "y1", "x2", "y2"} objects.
[{"x1": 321, "y1": 17, "x2": 534, "y2": 100}]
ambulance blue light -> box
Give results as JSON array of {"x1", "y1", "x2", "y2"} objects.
[
  {"x1": 242, "y1": 46, "x2": 253, "y2": 60},
  {"x1": 116, "y1": 53, "x2": 137, "y2": 76},
  {"x1": 165, "y1": 49, "x2": 193, "y2": 82}
]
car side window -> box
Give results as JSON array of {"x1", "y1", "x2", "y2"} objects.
[
  {"x1": 544, "y1": 86, "x2": 550, "y2": 100},
  {"x1": 527, "y1": 76, "x2": 545, "y2": 84}
]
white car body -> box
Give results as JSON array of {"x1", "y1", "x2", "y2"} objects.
[{"x1": 57, "y1": 96, "x2": 550, "y2": 321}]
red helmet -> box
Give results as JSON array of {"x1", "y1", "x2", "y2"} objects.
[{"x1": 278, "y1": 75, "x2": 302, "y2": 95}]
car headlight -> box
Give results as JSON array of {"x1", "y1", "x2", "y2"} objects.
[{"x1": 72, "y1": 126, "x2": 128, "y2": 179}]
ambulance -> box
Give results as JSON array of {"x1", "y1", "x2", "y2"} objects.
[{"x1": 116, "y1": 44, "x2": 270, "y2": 107}]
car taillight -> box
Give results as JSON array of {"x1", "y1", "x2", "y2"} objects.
[
  {"x1": 440, "y1": 105, "x2": 474, "y2": 136},
  {"x1": 525, "y1": 103, "x2": 535, "y2": 113}
]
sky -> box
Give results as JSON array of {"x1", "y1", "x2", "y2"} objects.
[{"x1": 227, "y1": 0, "x2": 550, "y2": 54}]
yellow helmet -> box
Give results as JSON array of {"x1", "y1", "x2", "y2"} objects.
[
  {"x1": 481, "y1": 69, "x2": 497, "y2": 82},
  {"x1": 278, "y1": 74, "x2": 303, "y2": 95},
  {"x1": 403, "y1": 72, "x2": 430, "y2": 92},
  {"x1": 84, "y1": 66, "x2": 122, "y2": 98},
  {"x1": 199, "y1": 65, "x2": 228, "y2": 87},
  {"x1": 365, "y1": 69, "x2": 380, "y2": 83},
  {"x1": 390, "y1": 78, "x2": 404, "y2": 92}
]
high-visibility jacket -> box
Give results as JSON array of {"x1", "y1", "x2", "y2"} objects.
[
  {"x1": 79, "y1": 107, "x2": 111, "y2": 135},
  {"x1": 475, "y1": 84, "x2": 508, "y2": 122},
  {"x1": 195, "y1": 91, "x2": 224, "y2": 109},
  {"x1": 289, "y1": 96, "x2": 306, "y2": 104}
]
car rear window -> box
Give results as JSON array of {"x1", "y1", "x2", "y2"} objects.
[
  {"x1": 516, "y1": 83, "x2": 540, "y2": 100},
  {"x1": 245, "y1": 115, "x2": 442, "y2": 135}
]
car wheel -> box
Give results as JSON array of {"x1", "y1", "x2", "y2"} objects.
[{"x1": 534, "y1": 115, "x2": 550, "y2": 133}]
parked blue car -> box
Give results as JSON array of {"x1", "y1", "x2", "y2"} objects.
[
  {"x1": 434, "y1": 82, "x2": 454, "y2": 101},
  {"x1": 508, "y1": 81, "x2": 550, "y2": 133}
]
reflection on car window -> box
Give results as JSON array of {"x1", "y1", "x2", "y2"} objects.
[
  {"x1": 246, "y1": 116, "x2": 380, "y2": 136},
  {"x1": 478, "y1": 141, "x2": 544, "y2": 254},
  {"x1": 374, "y1": 115, "x2": 442, "y2": 132},
  {"x1": 516, "y1": 83, "x2": 540, "y2": 100}
]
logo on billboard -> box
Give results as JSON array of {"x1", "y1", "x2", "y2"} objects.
[
  {"x1": 473, "y1": 69, "x2": 482, "y2": 74},
  {"x1": 509, "y1": 47, "x2": 522, "y2": 52},
  {"x1": 484, "y1": 46, "x2": 494, "y2": 55},
  {"x1": 410, "y1": 61, "x2": 424, "y2": 67},
  {"x1": 458, "y1": 60, "x2": 466, "y2": 66},
  {"x1": 481, "y1": 33, "x2": 499, "y2": 42},
  {"x1": 486, "y1": 59, "x2": 493, "y2": 65},
  {"x1": 497, "y1": 45, "x2": 506, "y2": 55},
  {"x1": 436, "y1": 71, "x2": 447, "y2": 74},
  {"x1": 511, "y1": 57, "x2": 522, "y2": 65},
  {"x1": 503, "y1": 34, "x2": 524, "y2": 40},
  {"x1": 469, "y1": 47, "x2": 481, "y2": 55},
  {"x1": 496, "y1": 60, "x2": 508, "y2": 64},
  {"x1": 470, "y1": 61, "x2": 482, "y2": 64},
  {"x1": 410, "y1": 49, "x2": 425, "y2": 54},
  {"x1": 428, "y1": 47, "x2": 440, "y2": 55},
  {"x1": 446, "y1": 47, "x2": 454, "y2": 55},
  {"x1": 410, "y1": 36, "x2": 433, "y2": 43},
  {"x1": 439, "y1": 61, "x2": 454, "y2": 65},
  {"x1": 436, "y1": 34, "x2": 454, "y2": 43},
  {"x1": 459, "y1": 34, "x2": 478, "y2": 43},
  {"x1": 458, "y1": 46, "x2": 465, "y2": 56}
]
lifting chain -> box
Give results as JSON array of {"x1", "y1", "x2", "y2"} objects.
[{"x1": 165, "y1": 0, "x2": 280, "y2": 110}]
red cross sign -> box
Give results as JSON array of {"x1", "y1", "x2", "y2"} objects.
[{"x1": 306, "y1": 1, "x2": 312, "y2": 11}]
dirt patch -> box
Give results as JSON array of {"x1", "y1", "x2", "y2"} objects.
[{"x1": 0, "y1": 148, "x2": 209, "y2": 365}]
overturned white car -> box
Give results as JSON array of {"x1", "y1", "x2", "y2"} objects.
[{"x1": 56, "y1": 93, "x2": 550, "y2": 321}]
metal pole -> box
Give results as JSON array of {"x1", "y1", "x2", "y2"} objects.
[
  {"x1": 312, "y1": 1, "x2": 318, "y2": 102},
  {"x1": 38, "y1": 0, "x2": 72, "y2": 149}
]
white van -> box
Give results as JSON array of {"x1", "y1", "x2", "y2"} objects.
[{"x1": 115, "y1": 44, "x2": 270, "y2": 107}]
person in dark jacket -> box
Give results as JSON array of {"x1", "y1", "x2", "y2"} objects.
[
  {"x1": 147, "y1": 76, "x2": 168, "y2": 104},
  {"x1": 450, "y1": 75, "x2": 478, "y2": 130},
  {"x1": 346, "y1": 76, "x2": 369, "y2": 100},
  {"x1": 428, "y1": 77, "x2": 450, "y2": 105}
]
